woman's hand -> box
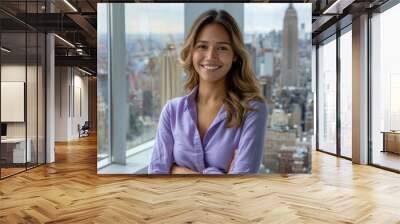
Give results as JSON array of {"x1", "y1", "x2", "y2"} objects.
[{"x1": 171, "y1": 164, "x2": 199, "y2": 174}]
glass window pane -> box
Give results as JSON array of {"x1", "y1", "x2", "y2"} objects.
[
  {"x1": 312, "y1": 45, "x2": 317, "y2": 151},
  {"x1": 97, "y1": 4, "x2": 111, "y2": 168},
  {"x1": 318, "y1": 37, "x2": 337, "y2": 154},
  {"x1": 124, "y1": 3, "x2": 184, "y2": 172},
  {"x1": 97, "y1": 3, "x2": 185, "y2": 173},
  {"x1": 340, "y1": 29, "x2": 352, "y2": 158},
  {"x1": 371, "y1": 4, "x2": 400, "y2": 171}
]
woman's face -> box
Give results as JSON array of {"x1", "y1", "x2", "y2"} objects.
[{"x1": 192, "y1": 23, "x2": 236, "y2": 84}]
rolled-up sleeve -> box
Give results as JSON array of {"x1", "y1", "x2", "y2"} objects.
[
  {"x1": 148, "y1": 102, "x2": 174, "y2": 174},
  {"x1": 230, "y1": 101, "x2": 268, "y2": 174}
]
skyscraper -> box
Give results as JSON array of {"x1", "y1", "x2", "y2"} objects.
[
  {"x1": 281, "y1": 3, "x2": 299, "y2": 87},
  {"x1": 160, "y1": 43, "x2": 183, "y2": 108}
]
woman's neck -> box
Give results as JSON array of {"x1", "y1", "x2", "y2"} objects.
[{"x1": 197, "y1": 80, "x2": 226, "y2": 105}]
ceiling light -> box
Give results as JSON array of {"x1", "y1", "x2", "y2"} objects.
[
  {"x1": 54, "y1": 34, "x2": 75, "y2": 48},
  {"x1": 1, "y1": 47, "x2": 11, "y2": 53},
  {"x1": 78, "y1": 67, "x2": 92, "y2": 76},
  {"x1": 63, "y1": 0, "x2": 78, "y2": 12}
]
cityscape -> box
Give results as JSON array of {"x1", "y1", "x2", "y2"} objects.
[{"x1": 98, "y1": 3, "x2": 312, "y2": 173}]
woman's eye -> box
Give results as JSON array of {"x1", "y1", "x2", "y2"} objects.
[
  {"x1": 217, "y1": 46, "x2": 228, "y2": 51},
  {"x1": 196, "y1": 45, "x2": 207, "y2": 49}
]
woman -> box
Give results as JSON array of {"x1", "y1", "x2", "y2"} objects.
[{"x1": 148, "y1": 9, "x2": 267, "y2": 174}]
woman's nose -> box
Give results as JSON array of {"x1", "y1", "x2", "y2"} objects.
[{"x1": 205, "y1": 47, "x2": 218, "y2": 59}]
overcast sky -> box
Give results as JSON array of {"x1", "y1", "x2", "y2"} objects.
[
  {"x1": 98, "y1": 3, "x2": 311, "y2": 35},
  {"x1": 245, "y1": 3, "x2": 311, "y2": 34}
]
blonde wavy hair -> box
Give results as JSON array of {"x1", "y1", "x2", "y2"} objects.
[{"x1": 180, "y1": 9, "x2": 265, "y2": 128}]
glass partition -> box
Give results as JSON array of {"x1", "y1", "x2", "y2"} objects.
[
  {"x1": 0, "y1": 1, "x2": 46, "y2": 179},
  {"x1": 1, "y1": 31, "x2": 27, "y2": 178}
]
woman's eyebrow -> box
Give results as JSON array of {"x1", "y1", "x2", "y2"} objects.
[{"x1": 196, "y1": 40, "x2": 231, "y2": 45}]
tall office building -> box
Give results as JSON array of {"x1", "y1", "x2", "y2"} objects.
[
  {"x1": 260, "y1": 49, "x2": 274, "y2": 77},
  {"x1": 160, "y1": 43, "x2": 183, "y2": 108},
  {"x1": 245, "y1": 43, "x2": 257, "y2": 76},
  {"x1": 281, "y1": 3, "x2": 299, "y2": 87}
]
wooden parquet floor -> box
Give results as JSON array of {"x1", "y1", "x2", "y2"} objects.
[{"x1": 1, "y1": 135, "x2": 400, "y2": 224}]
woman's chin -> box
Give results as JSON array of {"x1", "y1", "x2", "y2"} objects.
[{"x1": 199, "y1": 73, "x2": 225, "y2": 83}]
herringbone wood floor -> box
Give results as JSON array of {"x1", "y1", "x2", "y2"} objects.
[{"x1": 1, "y1": 135, "x2": 400, "y2": 224}]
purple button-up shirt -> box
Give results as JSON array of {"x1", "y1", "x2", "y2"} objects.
[{"x1": 148, "y1": 86, "x2": 267, "y2": 174}]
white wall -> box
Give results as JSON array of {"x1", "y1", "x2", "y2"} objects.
[
  {"x1": 55, "y1": 67, "x2": 89, "y2": 141},
  {"x1": 1, "y1": 65, "x2": 26, "y2": 131},
  {"x1": 1, "y1": 65, "x2": 31, "y2": 137},
  {"x1": 1, "y1": 65, "x2": 26, "y2": 81},
  {"x1": 73, "y1": 73, "x2": 89, "y2": 137},
  {"x1": 1, "y1": 82, "x2": 25, "y2": 122}
]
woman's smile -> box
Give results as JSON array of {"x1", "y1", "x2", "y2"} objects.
[{"x1": 200, "y1": 63, "x2": 223, "y2": 71}]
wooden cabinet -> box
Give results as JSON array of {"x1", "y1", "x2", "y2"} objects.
[{"x1": 382, "y1": 132, "x2": 400, "y2": 154}]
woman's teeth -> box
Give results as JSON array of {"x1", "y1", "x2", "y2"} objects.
[{"x1": 201, "y1": 65, "x2": 221, "y2": 70}]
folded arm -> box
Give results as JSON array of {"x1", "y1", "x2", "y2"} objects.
[
  {"x1": 148, "y1": 102, "x2": 174, "y2": 174},
  {"x1": 173, "y1": 102, "x2": 267, "y2": 175},
  {"x1": 229, "y1": 102, "x2": 268, "y2": 174}
]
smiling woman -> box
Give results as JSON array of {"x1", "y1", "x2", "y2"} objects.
[{"x1": 148, "y1": 9, "x2": 268, "y2": 175}]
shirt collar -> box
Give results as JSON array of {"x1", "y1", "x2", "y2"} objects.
[{"x1": 184, "y1": 85, "x2": 199, "y2": 111}]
